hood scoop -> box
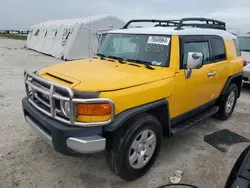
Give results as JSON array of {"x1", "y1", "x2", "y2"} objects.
[
  {"x1": 46, "y1": 73, "x2": 73, "y2": 84},
  {"x1": 39, "y1": 71, "x2": 81, "y2": 88}
]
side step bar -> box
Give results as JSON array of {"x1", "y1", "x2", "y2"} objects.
[{"x1": 171, "y1": 106, "x2": 219, "y2": 135}]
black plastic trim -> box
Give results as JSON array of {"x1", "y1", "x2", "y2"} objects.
[
  {"x1": 72, "y1": 90, "x2": 100, "y2": 99},
  {"x1": 221, "y1": 72, "x2": 243, "y2": 97},
  {"x1": 171, "y1": 98, "x2": 217, "y2": 126},
  {"x1": 104, "y1": 99, "x2": 169, "y2": 132}
]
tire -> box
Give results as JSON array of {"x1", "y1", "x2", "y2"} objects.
[
  {"x1": 106, "y1": 113, "x2": 163, "y2": 181},
  {"x1": 216, "y1": 83, "x2": 238, "y2": 120}
]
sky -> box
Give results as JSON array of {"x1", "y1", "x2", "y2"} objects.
[{"x1": 1, "y1": 0, "x2": 250, "y2": 33}]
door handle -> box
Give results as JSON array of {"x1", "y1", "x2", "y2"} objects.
[{"x1": 208, "y1": 71, "x2": 216, "y2": 77}]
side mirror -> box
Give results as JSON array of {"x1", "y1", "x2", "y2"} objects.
[{"x1": 186, "y1": 52, "x2": 204, "y2": 69}]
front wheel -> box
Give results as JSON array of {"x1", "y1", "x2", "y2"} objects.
[
  {"x1": 216, "y1": 84, "x2": 238, "y2": 120},
  {"x1": 106, "y1": 113, "x2": 162, "y2": 180}
]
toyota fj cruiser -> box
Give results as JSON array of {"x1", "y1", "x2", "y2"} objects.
[{"x1": 22, "y1": 18, "x2": 243, "y2": 180}]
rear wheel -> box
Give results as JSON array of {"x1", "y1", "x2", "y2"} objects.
[
  {"x1": 216, "y1": 84, "x2": 238, "y2": 120},
  {"x1": 106, "y1": 113, "x2": 162, "y2": 180}
]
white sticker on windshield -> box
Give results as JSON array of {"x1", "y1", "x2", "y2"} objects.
[
  {"x1": 151, "y1": 61, "x2": 162, "y2": 66},
  {"x1": 147, "y1": 36, "x2": 170, "y2": 46}
]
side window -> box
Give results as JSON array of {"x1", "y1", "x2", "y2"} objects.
[
  {"x1": 233, "y1": 38, "x2": 241, "y2": 56},
  {"x1": 182, "y1": 41, "x2": 210, "y2": 68},
  {"x1": 210, "y1": 37, "x2": 226, "y2": 62}
]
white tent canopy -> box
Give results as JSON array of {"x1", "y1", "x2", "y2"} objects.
[{"x1": 26, "y1": 15, "x2": 124, "y2": 60}]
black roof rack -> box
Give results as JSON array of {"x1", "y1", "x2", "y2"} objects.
[
  {"x1": 175, "y1": 17, "x2": 226, "y2": 30},
  {"x1": 122, "y1": 19, "x2": 180, "y2": 29},
  {"x1": 122, "y1": 17, "x2": 226, "y2": 30}
]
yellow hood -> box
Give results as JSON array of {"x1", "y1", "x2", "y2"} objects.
[{"x1": 38, "y1": 58, "x2": 168, "y2": 92}]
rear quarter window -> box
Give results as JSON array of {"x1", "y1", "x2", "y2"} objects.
[
  {"x1": 233, "y1": 38, "x2": 241, "y2": 57},
  {"x1": 210, "y1": 37, "x2": 226, "y2": 62}
]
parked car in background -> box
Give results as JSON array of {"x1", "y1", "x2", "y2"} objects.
[
  {"x1": 20, "y1": 30, "x2": 28, "y2": 35},
  {"x1": 0, "y1": 30, "x2": 8, "y2": 34},
  {"x1": 9, "y1": 30, "x2": 19, "y2": 34},
  {"x1": 238, "y1": 35, "x2": 250, "y2": 84}
]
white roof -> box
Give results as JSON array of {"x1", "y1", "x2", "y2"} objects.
[{"x1": 108, "y1": 27, "x2": 237, "y2": 40}]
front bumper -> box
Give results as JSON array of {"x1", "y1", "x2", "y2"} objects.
[{"x1": 22, "y1": 97, "x2": 106, "y2": 155}]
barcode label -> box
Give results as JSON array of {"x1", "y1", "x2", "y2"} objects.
[{"x1": 147, "y1": 36, "x2": 170, "y2": 45}]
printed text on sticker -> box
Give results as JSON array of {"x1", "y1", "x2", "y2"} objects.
[{"x1": 147, "y1": 36, "x2": 170, "y2": 46}]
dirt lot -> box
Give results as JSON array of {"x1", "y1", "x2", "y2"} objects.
[{"x1": 0, "y1": 38, "x2": 250, "y2": 188}]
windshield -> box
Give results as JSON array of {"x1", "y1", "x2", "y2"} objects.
[
  {"x1": 98, "y1": 33, "x2": 171, "y2": 67},
  {"x1": 238, "y1": 37, "x2": 250, "y2": 51}
]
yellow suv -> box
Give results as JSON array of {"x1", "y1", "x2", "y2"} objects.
[{"x1": 22, "y1": 18, "x2": 243, "y2": 180}]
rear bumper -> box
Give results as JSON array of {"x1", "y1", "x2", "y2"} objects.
[{"x1": 22, "y1": 97, "x2": 106, "y2": 155}]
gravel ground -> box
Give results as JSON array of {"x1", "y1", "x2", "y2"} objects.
[{"x1": 0, "y1": 38, "x2": 250, "y2": 188}]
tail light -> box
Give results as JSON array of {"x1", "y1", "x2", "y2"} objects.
[{"x1": 243, "y1": 60, "x2": 248, "y2": 67}]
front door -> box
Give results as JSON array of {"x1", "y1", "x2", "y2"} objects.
[{"x1": 172, "y1": 35, "x2": 217, "y2": 119}]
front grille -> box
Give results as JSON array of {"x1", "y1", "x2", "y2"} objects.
[
  {"x1": 35, "y1": 91, "x2": 61, "y2": 110},
  {"x1": 35, "y1": 92, "x2": 50, "y2": 107},
  {"x1": 30, "y1": 83, "x2": 66, "y2": 118}
]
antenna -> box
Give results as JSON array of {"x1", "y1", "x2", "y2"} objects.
[{"x1": 88, "y1": 11, "x2": 91, "y2": 58}]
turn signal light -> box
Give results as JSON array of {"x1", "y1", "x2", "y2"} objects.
[{"x1": 77, "y1": 103, "x2": 112, "y2": 116}]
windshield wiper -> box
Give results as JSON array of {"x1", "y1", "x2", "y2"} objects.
[
  {"x1": 127, "y1": 63, "x2": 140, "y2": 67},
  {"x1": 96, "y1": 53, "x2": 107, "y2": 60},
  {"x1": 144, "y1": 63, "x2": 155, "y2": 70},
  {"x1": 126, "y1": 59, "x2": 155, "y2": 70},
  {"x1": 107, "y1": 55, "x2": 126, "y2": 64},
  {"x1": 241, "y1": 49, "x2": 250, "y2": 52}
]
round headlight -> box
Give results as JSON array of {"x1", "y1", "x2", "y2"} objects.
[{"x1": 61, "y1": 101, "x2": 71, "y2": 117}]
